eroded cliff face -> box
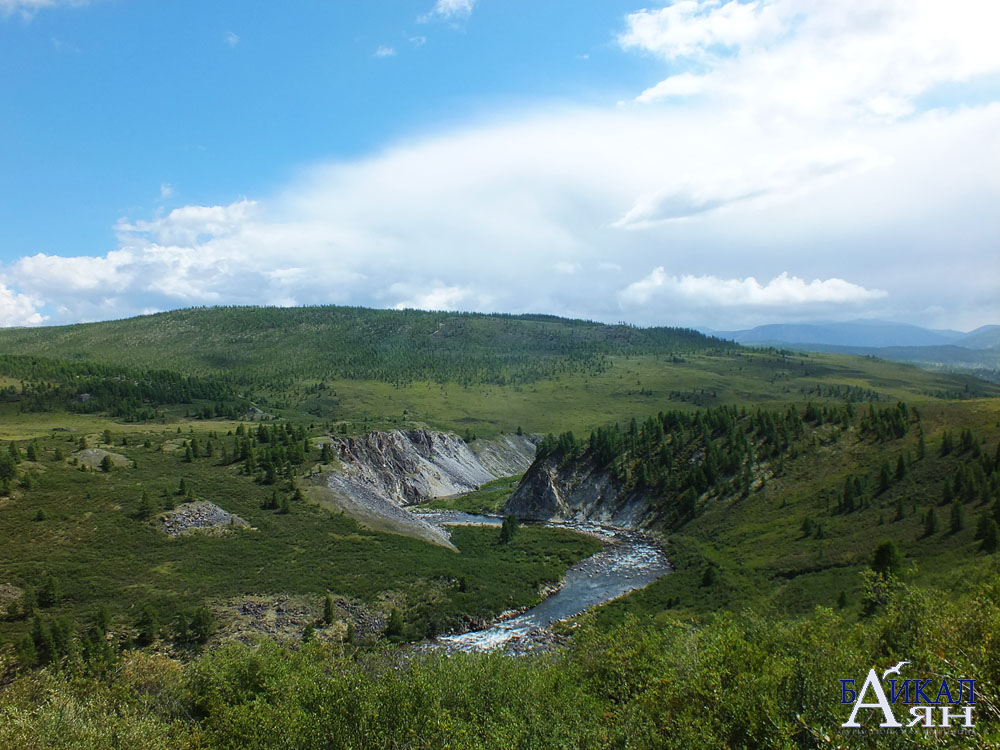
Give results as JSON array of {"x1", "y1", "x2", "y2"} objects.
[
  {"x1": 504, "y1": 456, "x2": 653, "y2": 528},
  {"x1": 320, "y1": 430, "x2": 536, "y2": 549},
  {"x1": 330, "y1": 430, "x2": 535, "y2": 506}
]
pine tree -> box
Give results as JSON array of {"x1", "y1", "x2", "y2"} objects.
[
  {"x1": 801, "y1": 517, "x2": 815, "y2": 537},
  {"x1": 940, "y1": 431, "x2": 953, "y2": 456},
  {"x1": 323, "y1": 594, "x2": 335, "y2": 625},
  {"x1": 385, "y1": 608, "x2": 404, "y2": 638},
  {"x1": 138, "y1": 492, "x2": 153, "y2": 519},
  {"x1": 878, "y1": 462, "x2": 891, "y2": 494},
  {"x1": 871, "y1": 539, "x2": 903, "y2": 579},
  {"x1": 982, "y1": 520, "x2": 999, "y2": 554},
  {"x1": 499, "y1": 515, "x2": 519, "y2": 544},
  {"x1": 136, "y1": 604, "x2": 159, "y2": 646},
  {"x1": 950, "y1": 500, "x2": 964, "y2": 534},
  {"x1": 39, "y1": 574, "x2": 61, "y2": 607},
  {"x1": 20, "y1": 586, "x2": 36, "y2": 619},
  {"x1": 924, "y1": 507, "x2": 938, "y2": 536},
  {"x1": 100, "y1": 454, "x2": 113, "y2": 473}
]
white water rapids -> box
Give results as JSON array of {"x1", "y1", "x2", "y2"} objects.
[{"x1": 409, "y1": 510, "x2": 671, "y2": 653}]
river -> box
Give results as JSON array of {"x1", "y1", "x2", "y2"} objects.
[{"x1": 409, "y1": 509, "x2": 671, "y2": 653}]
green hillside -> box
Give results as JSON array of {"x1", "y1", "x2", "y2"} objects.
[
  {"x1": 1, "y1": 305, "x2": 999, "y2": 746},
  {"x1": 0, "y1": 305, "x2": 995, "y2": 440},
  {"x1": 0, "y1": 305, "x2": 721, "y2": 387}
]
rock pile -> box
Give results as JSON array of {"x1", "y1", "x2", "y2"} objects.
[{"x1": 160, "y1": 501, "x2": 247, "y2": 536}]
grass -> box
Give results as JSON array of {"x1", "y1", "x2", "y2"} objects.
[
  {"x1": 591, "y1": 397, "x2": 1000, "y2": 626},
  {"x1": 0, "y1": 424, "x2": 600, "y2": 648},
  {"x1": 252, "y1": 350, "x2": 1000, "y2": 442},
  {"x1": 1, "y1": 305, "x2": 995, "y2": 442},
  {"x1": 421, "y1": 475, "x2": 522, "y2": 514}
]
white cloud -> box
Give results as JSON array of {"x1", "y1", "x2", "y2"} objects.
[
  {"x1": 635, "y1": 72, "x2": 707, "y2": 102},
  {"x1": 620, "y1": 0, "x2": 777, "y2": 60},
  {"x1": 620, "y1": 269, "x2": 886, "y2": 309},
  {"x1": 0, "y1": 0, "x2": 87, "y2": 17},
  {"x1": 224, "y1": 31, "x2": 240, "y2": 48},
  {"x1": 421, "y1": 0, "x2": 476, "y2": 22},
  {"x1": 374, "y1": 45, "x2": 396, "y2": 58},
  {"x1": 116, "y1": 200, "x2": 257, "y2": 246},
  {"x1": 3, "y1": 0, "x2": 999, "y2": 333},
  {"x1": 389, "y1": 283, "x2": 479, "y2": 311},
  {"x1": 623, "y1": 0, "x2": 1000, "y2": 120},
  {"x1": 0, "y1": 281, "x2": 45, "y2": 326},
  {"x1": 2, "y1": 101, "x2": 997, "y2": 329},
  {"x1": 613, "y1": 146, "x2": 884, "y2": 228},
  {"x1": 159, "y1": 183, "x2": 174, "y2": 199}
]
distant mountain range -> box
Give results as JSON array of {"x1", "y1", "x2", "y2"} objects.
[{"x1": 702, "y1": 320, "x2": 1000, "y2": 379}]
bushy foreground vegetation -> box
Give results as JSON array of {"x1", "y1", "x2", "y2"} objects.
[{"x1": 1, "y1": 566, "x2": 998, "y2": 748}]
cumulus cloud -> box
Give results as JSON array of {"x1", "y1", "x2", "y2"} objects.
[
  {"x1": 389, "y1": 283, "x2": 481, "y2": 311},
  {"x1": 1, "y1": 100, "x2": 997, "y2": 329},
  {"x1": 620, "y1": 0, "x2": 777, "y2": 60},
  {"x1": 0, "y1": 2, "x2": 996, "y2": 331},
  {"x1": 623, "y1": 0, "x2": 1000, "y2": 120},
  {"x1": 116, "y1": 200, "x2": 257, "y2": 246},
  {"x1": 0, "y1": 281, "x2": 45, "y2": 326},
  {"x1": 620, "y1": 269, "x2": 886, "y2": 308}
]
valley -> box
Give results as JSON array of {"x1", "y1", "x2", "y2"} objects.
[{"x1": 0, "y1": 305, "x2": 998, "y2": 747}]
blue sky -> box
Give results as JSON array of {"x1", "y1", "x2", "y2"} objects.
[{"x1": 1, "y1": 0, "x2": 998, "y2": 330}]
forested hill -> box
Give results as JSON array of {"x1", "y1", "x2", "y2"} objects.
[{"x1": 0, "y1": 306, "x2": 725, "y2": 386}]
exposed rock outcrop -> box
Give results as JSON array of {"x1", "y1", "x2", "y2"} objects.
[
  {"x1": 160, "y1": 501, "x2": 248, "y2": 536},
  {"x1": 505, "y1": 456, "x2": 653, "y2": 528},
  {"x1": 330, "y1": 430, "x2": 535, "y2": 506},
  {"x1": 320, "y1": 430, "x2": 535, "y2": 549}
]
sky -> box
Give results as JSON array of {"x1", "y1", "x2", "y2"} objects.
[{"x1": 0, "y1": 0, "x2": 998, "y2": 331}]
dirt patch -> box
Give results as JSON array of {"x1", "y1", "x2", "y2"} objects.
[
  {"x1": 159, "y1": 501, "x2": 248, "y2": 536},
  {"x1": 74, "y1": 448, "x2": 133, "y2": 469}
]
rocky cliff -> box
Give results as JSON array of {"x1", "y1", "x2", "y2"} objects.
[
  {"x1": 504, "y1": 455, "x2": 653, "y2": 528},
  {"x1": 329, "y1": 430, "x2": 535, "y2": 506},
  {"x1": 320, "y1": 430, "x2": 536, "y2": 548}
]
